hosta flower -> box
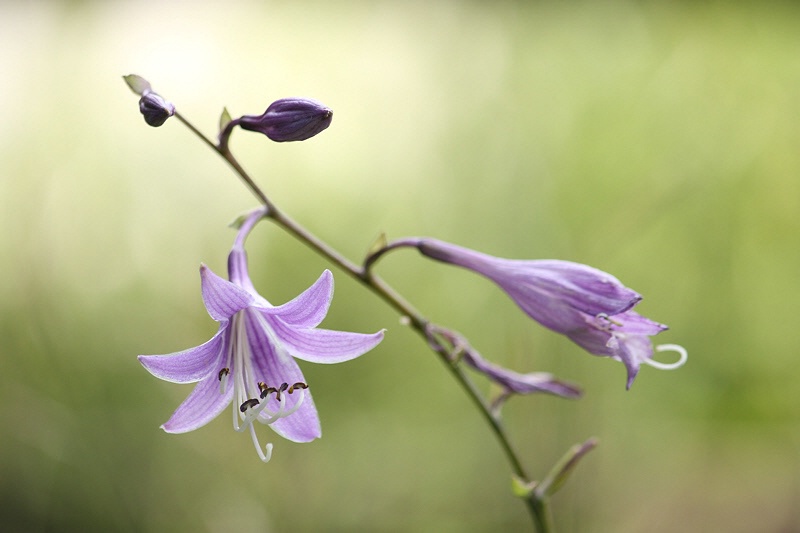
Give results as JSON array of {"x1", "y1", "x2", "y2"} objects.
[
  {"x1": 412, "y1": 238, "x2": 686, "y2": 389},
  {"x1": 139, "y1": 207, "x2": 384, "y2": 462}
]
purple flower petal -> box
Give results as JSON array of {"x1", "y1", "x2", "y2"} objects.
[
  {"x1": 567, "y1": 311, "x2": 666, "y2": 389},
  {"x1": 260, "y1": 270, "x2": 334, "y2": 328},
  {"x1": 269, "y1": 320, "x2": 385, "y2": 364},
  {"x1": 200, "y1": 264, "x2": 253, "y2": 321},
  {"x1": 138, "y1": 325, "x2": 227, "y2": 383},
  {"x1": 492, "y1": 260, "x2": 640, "y2": 331},
  {"x1": 161, "y1": 372, "x2": 234, "y2": 433},
  {"x1": 227, "y1": 248, "x2": 259, "y2": 295},
  {"x1": 417, "y1": 239, "x2": 641, "y2": 333},
  {"x1": 267, "y1": 391, "x2": 321, "y2": 443}
]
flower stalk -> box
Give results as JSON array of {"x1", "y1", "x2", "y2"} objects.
[
  {"x1": 128, "y1": 76, "x2": 681, "y2": 532},
  {"x1": 174, "y1": 100, "x2": 554, "y2": 531}
]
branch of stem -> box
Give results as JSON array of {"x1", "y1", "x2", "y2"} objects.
[{"x1": 172, "y1": 110, "x2": 555, "y2": 533}]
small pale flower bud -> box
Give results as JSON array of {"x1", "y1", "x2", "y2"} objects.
[
  {"x1": 139, "y1": 92, "x2": 175, "y2": 127},
  {"x1": 238, "y1": 98, "x2": 332, "y2": 142}
]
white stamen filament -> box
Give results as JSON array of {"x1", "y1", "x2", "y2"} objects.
[
  {"x1": 219, "y1": 371, "x2": 229, "y2": 395},
  {"x1": 249, "y1": 423, "x2": 273, "y2": 463},
  {"x1": 258, "y1": 388, "x2": 306, "y2": 424},
  {"x1": 644, "y1": 344, "x2": 688, "y2": 370}
]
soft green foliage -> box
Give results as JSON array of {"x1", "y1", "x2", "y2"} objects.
[{"x1": 2, "y1": 1, "x2": 799, "y2": 532}]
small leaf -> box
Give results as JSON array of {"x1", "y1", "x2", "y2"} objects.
[
  {"x1": 537, "y1": 437, "x2": 598, "y2": 498},
  {"x1": 219, "y1": 107, "x2": 233, "y2": 132},
  {"x1": 123, "y1": 74, "x2": 152, "y2": 96},
  {"x1": 228, "y1": 212, "x2": 249, "y2": 230},
  {"x1": 367, "y1": 232, "x2": 388, "y2": 257}
]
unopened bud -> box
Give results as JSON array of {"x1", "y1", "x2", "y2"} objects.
[
  {"x1": 139, "y1": 92, "x2": 175, "y2": 127},
  {"x1": 238, "y1": 98, "x2": 332, "y2": 142}
]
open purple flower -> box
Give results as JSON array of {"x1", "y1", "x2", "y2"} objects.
[
  {"x1": 139, "y1": 207, "x2": 384, "y2": 462},
  {"x1": 411, "y1": 238, "x2": 686, "y2": 389}
]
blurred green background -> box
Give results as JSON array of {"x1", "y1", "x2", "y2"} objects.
[{"x1": 2, "y1": 1, "x2": 799, "y2": 531}]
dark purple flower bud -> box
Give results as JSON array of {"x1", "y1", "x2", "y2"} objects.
[
  {"x1": 139, "y1": 92, "x2": 175, "y2": 127},
  {"x1": 238, "y1": 98, "x2": 332, "y2": 142}
]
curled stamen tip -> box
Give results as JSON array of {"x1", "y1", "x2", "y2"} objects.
[
  {"x1": 646, "y1": 344, "x2": 689, "y2": 370},
  {"x1": 288, "y1": 381, "x2": 308, "y2": 393},
  {"x1": 218, "y1": 368, "x2": 230, "y2": 381},
  {"x1": 275, "y1": 382, "x2": 289, "y2": 401},
  {"x1": 240, "y1": 398, "x2": 260, "y2": 412},
  {"x1": 260, "y1": 443, "x2": 274, "y2": 464}
]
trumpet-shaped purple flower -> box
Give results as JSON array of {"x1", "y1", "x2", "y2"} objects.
[
  {"x1": 414, "y1": 238, "x2": 686, "y2": 389},
  {"x1": 139, "y1": 207, "x2": 384, "y2": 462}
]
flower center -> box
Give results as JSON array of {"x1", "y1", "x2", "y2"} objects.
[
  {"x1": 234, "y1": 381, "x2": 308, "y2": 463},
  {"x1": 218, "y1": 312, "x2": 309, "y2": 463}
]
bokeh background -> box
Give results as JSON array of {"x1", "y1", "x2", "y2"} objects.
[{"x1": 2, "y1": 1, "x2": 799, "y2": 531}]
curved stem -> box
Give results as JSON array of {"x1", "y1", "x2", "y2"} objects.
[{"x1": 173, "y1": 113, "x2": 551, "y2": 532}]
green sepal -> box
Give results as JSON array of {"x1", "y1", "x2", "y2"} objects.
[
  {"x1": 123, "y1": 74, "x2": 151, "y2": 96},
  {"x1": 219, "y1": 107, "x2": 233, "y2": 132}
]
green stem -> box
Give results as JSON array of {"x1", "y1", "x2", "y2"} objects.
[{"x1": 174, "y1": 112, "x2": 551, "y2": 532}]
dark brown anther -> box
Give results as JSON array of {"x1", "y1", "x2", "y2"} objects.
[
  {"x1": 239, "y1": 398, "x2": 260, "y2": 413},
  {"x1": 218, "y1": 368, "x2": 230, "y2": 381},
  {"x1": 259, "y1": 383, "x2": 277, "y2": 399},
  {"x1": 288, "y1": 382, "x2": 308, "y2": 393},
  {"x1": 273, "y1": 382, "x2": 288, "y2": 401}
]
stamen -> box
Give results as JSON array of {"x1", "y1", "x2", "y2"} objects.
[
  {"x1": 259, "y1": 381, "x2": 278, "y2": 399},
  {"x1": 218, "y1": 368, "x2": 230, "y2": 394},
  {"x1": 288, "y1": 382, "x2": 308, "y2": 393},
  {"x1": 248, "y1": 422, "x2": 273, "y2": 463},
  {"x1": 276, "y1": 382, "x2": 289, "y2": 401},
  {"x1": 596, "y1": 313, "x2": 623, "y2": 327},
  {"x1": 259, "y1": 387, "x2": 308, "y2": 424},
  {"x1": 257, "y1": 392, "x2": 288, "y2": 424},
  {"x1": 644, "y1": 344, "x2": 688, "y2": 370},
  {"x1": 278, "y1": 387, "x2": 306, "y2": 417},
  {"x1": 240, "y1": 398, "x2": 260, "y2": 413}
]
